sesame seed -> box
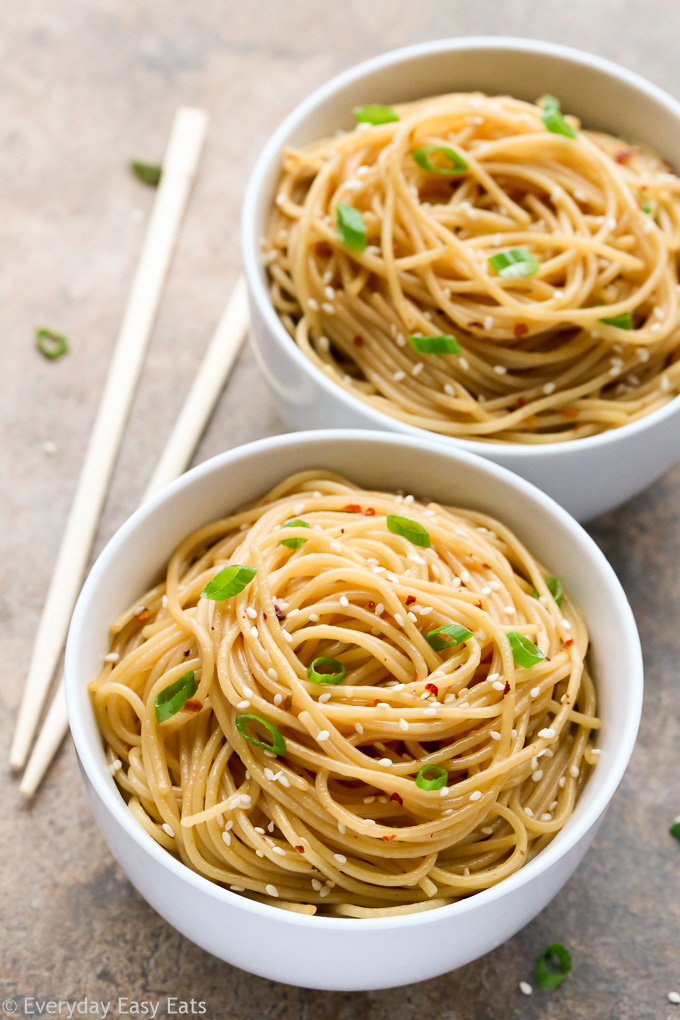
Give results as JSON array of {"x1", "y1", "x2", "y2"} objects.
[
  {"x1": 412, "y1": 362, "x2": 424, "y2": 376},
  {"x1": 237, "y1": 700, "x2": 250, "y2": 710},
  {"x1": 511, "y1": 729, "x2": 517, "y2": 739},
  {"x1": 355, "y1": 722, "x2": 364, "y2": 735},
  {"x1": 444, "y1": 383, "x2": 455, "y2": 396},
  {"x1": 393, "y1": 682, "x2": 405, "y2": 691},
  {"x1": 591, "y1": 748, "x2": 602, "y2": 757},
  {"x1": 265, "y1": 884, "x2": 279, "y2": 898},
  {"x1": 283, "y1": 631, "x2": 293, "y2": 643},
  {"x1": 340, "y1": 595, "x2": 349, "y2": 607},
  {"x1": 481, "y1": 826, "x2": 493, "y2": 835},
  {"x1": 538, "y1": 727, "x2": 556, "y2": 739},
  {"x1": 668, "y1": 992, "x2": 680, "y2": 1004},
  {"x1": 662, "y1": 374, "x2": 671, "y2": 392},
  {"x1": 530, "y1": 686, "x2": 541, "y2": 698},
  {"x1": 318, "y1": 335, "x2": 330, "y2": 352},
  {"x1": 492, "y1": 681, "x2": 505, "y2": 692},
  {"x1": 255, "y1": 826, "x2": 265, "y2": 834},
  {"x1": 487, "y1": 673, "x2": 501, "y2": 683},
  {"x1": 399, "y1": 718, "x2": 409, "y2": 731},
  {"x1": 317, "y1": 730, "x2": 330, "y2": 742},
  {"x1": 558, "y1": 776, "x2": 566, "y2": 788},
  {"x1": 484, "y1": 315, "x2": 494, "y2": 332},
  {"x1": 532, "y1": 770, "x2": 543, "y2": 782},
  {"x1": 408, "y1": 611, "x2": 417, "y2": 623},
  {"x1": 246, "y1": 607, "x2": 257, "y2": 620},
  {"x1": 273, "y1": 693, "x2": 283, "y2": 707},
  {"x1": 525, "y1": 807, "x2": 534, "y2": 817},
  {"x1": 541, "y1": 813, "x2": 552, "y2": 821},
  {"x1": 322, "y1": 302, "x2": 335, "y2": 314},
  {"x1": 561, "y1": 618, "x2": 571, "y2": 630},
  {"x1": 264, "y1": 768, "x2": 275, "y2": 781},
  {"x1": 459, "y1": 357, "x2": 470, "y2": 371},
  {"x1": 331, "y1": 541, "x2": 342, "y2": 553},
  {"x1": 375, "y1": 603, "x2": 384, "y2": 616},
  {"x1": 162, "y1": 823, "x2": 174, "y2": 838},
  {"x1": 519, "y1": 981, "x2": 533, "y2": 996},
  {"x1": 650, "y1": 322, "x2": 662, "y2": 333},
  {"x1": 378, "y1": 757, "x2": 392, "y2": 766},
  {"x1": 481, "y1": 586, "x2": 492, "y2": 595},
  {"x1": 318, "y1": 692, "x2": 332, "y2": 703},
  {"x1": 325, "y1": 286, "x2": 336, "y2": 301},
  {"x1": 377, "y1": 702, "x2": 390, "y2": 709},
  {"x1": 104, "y1": 652, "x2": 120, "y2": 663},
  {"x1": 569, "y1": 764, "x2": 580, "y2": 778},
  {"x1": 439, "y1": 786, "x2": 449, "y2": 797},
  {"x1": 469, "y1": 790, "x2": 482, "y2": 802},
  {"x1": 503, "y1": 605, "x2": 516, "y2": 615},
  {"x1": 279, "y1": 774, "x2": 290, "y2": 788},
  {"x1": 493, "y1": 364, "x2": 507, "y2": 375},
  {"x1": 309, "y1": 612, "x2": 319, "y2": 622},
  {"x1": 394, "y1": 613, "x2": 404, "y2": 627},
  {"x1": 275, "y1": 193, "x2": 286, "y2": 206},
  {"x1": 307, "y1": 297, "x2": 319, "y2": 311},
  {"x1": 392, "y1": 370, "x2": 406, "y2": 382},
  {"x1": 643, "y1": 219, "x2": 653, "y2": 233},
  {"x1": 251, "y1": 627, "x2": 259, "y2": 639},
  {"x1": 311, "y1": 878, "x2": 322, "y2": 892},
  {"x1": 334, "y1": 853, "x2": 347, "y2": 864},
  {"x1": 490, "y1": 730, "x2": 501, "y2": 741},
  {"x1": 424, "y1": 706, "x2": 438, "y2": 716},
  {"x1": 606, "y1": 217, "x2": 617, "y2": 230}
]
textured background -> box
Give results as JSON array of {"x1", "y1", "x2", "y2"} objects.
[{"x1": 2, "y1": 1, "x2": 680, "y2": 1017}]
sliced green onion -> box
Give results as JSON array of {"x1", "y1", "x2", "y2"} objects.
[
  {"x1": 535, "y1": 943, "x2": 572, "y2": 989},
  {"x1": 386, "y1": 515, "x2": 431, "y2": 548},
  {"x1": 641, "y1": 201, "x2": 652, "y2": 215},
  {"x1": 507, "y1": 631, "x2": 546, "y2": 668},
  {"x1": 415, "y1": 764, "x2": 448, "y2": 791},
  {"x1": 201, "y1": 564, "x2": 257, "y2": 601},
  {"x1": 408, "y1": 334, "x2": 462, "y2": 355},
  {"x1": 307, "y1": 656, "x2": 346, "y2": 685},
  {"x1": 488, "y1": 247, "x2": 540, "y2": 279},
  {"x1": 425, "y1": 622, "x2": 473, "y2": 652},
  {"x1": 354, "y1": 104, "x2": 399, "y2": 125},
  {"x1": 670, "y1": 819, "x2": 680, "y2": 840},
  {"x1": 540, "y1": 95, "x2": 577, "y2": 139},
  {"x1": 35, "y1": 328, "x2": 68, "y2": 360},
  {"x1": 235, "y1": 712, "x2": 286, "y2": 755},
  {"x1": 130, "y1": 160, "x2": 162, "y2": 186},
  {"x1": 336, "y1": 201, "x2": 367, "y2": 252},
  {"x1": 532, "y1": 576, "x2": 563, "y2": 607},
  {"x1": 412, "y1": 145, "x2": 468, "y2": 175},
  {"x1": 598, "y1": 311, "x2": 634, "y2": 329},
  {"x1": 280, "y1": 519, "x2": 310, "y2": 549},
  {"x1": 155, "y1": 670, "x2": 196, "y2": 723}
]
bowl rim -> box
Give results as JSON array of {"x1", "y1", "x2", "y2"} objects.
[
  {"x1": 65, "y1": 428, "x2": 643, "y2": 931},
  {"x1": 241, "y1": 35, "x2": 680, "y2": 459}
]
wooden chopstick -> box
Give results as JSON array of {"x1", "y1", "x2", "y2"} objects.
[
  {"x1": 10, "y1": 106, "x2": 208, "y2": 772},
  {"x1": 19, "y1": 275, "x2": 250, "y2": 796}
]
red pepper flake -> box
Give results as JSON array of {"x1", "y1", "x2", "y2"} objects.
[
  {"x1": 343, "y1": 503, "x2": 362, "y2": 513},
  {"x1": 516, "y1": 396, "x2": 526, "y2": 408},
  {"x1": 563, "y1": 638, "x2": 574, "y2": 648},
  {"x1": 514, "y1": 323, "x2": 529, "y2": 338},
  {"x1": 263, "y1": 612, "x2": 267, "y2": 620},
  {"x1": 615, "y1": 150, "x2": 634, "y2": 164},
  {"x1": 504, "y1": 681, "x2": 510, "y2": 695},
  {"x1": 353, "y1": 335, "x2": 364, "y2": 346},
  {"x1": 467, "y1": 321, "x2": 483, "y2": 329},
  {"x1": 381, "y1": 834, "x2": 397, "y2": 842},
  {"x1": 182, "y1": 699, "x2": 203, "y2": 714},
  {"x1": 482, "y1": 563, "x2": 491, "y2": 569},
  {"x1": 425, "y1": 683, "x2": 439, "y2": 696},
  {"x1": 134, "y1": 608, "x2": 151, "y2": 622},
  {"x1": 563, "y1": 408, "x2": 579, "y2": 419},
  {"x1": 183, "y1": 649, "x2": 190, "y2": 657},
  {"x1": 369, "y1": 699, "x2": 380, "y2": 707},
  {"x1": 366, "y1": 601, "x2": 375, "y2": 610},
  {"x1": 390, "y1": 792, "x2": 404, "y2": 806},
  {"x1": 275, "y1": 606, "x2": 286, "y2": 622},
  {"x1": 295, "y1": 845, "x2": 305, "y2": 854},
  {"x1": 405, "y1": 595, "x2": 416, "y2": 606},
  {"x1": 363, "y1": 507, "x2": 376, "y2": 516}
]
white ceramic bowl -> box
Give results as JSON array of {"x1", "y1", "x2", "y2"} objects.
[
  {"x1": 66, "y1": 430, "x2": 642, "y2": 990},
  {"x1": 242, "y1": 37, "x2": 680, "y2": 522}
]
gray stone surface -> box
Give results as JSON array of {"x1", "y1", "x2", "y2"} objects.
[{"x1": 2, "y1": 2, "x2": 680, "y2": 1017}]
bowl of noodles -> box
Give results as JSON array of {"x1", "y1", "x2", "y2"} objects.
[
  {"x1": 65, "y1": 430, "x2": 642, "y2": 990},
  {"x1": 242, "y1": 37, "x2": 680, "y2": 521}
]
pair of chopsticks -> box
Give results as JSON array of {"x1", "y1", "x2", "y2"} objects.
[{"x1": 11, "y1": 106, "x2": 250, "y2": 796}]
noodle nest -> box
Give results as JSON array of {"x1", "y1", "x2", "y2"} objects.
[
  {"x1": 266, "y1": 92, "x2": 680, "y2": 443},
  {"x1": 91, "y1": 472, "x2": 599, "y2": 916}
]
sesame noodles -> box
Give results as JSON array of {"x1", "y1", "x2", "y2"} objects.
[
  {"x1": 91, "y1": 472, "x2": 598, "y2": 916},
  {"x1": 265, "y1": 92, "x2": 680, "y2": 442}
]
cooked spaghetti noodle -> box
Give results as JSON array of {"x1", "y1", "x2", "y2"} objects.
[
  {"x1": 265, "y1": 92, "x2": 680, "y2": 443},
  {"x1": 91, "y1": 472, "x2": 599, "y2": 916}
]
